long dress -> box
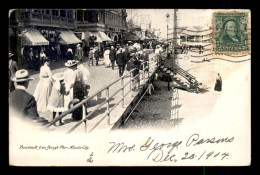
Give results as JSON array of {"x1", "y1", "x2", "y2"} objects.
[
  {"x1": 47, "y1": 80, "x2": 67, "y2": 112},
  {"x1": 72, "y1": 70, "x2": 85, "y2": 120},
  {"x1": 63, "y1": 68, "x2": 77, "y2": 109},
  {"x1": 214, "y1": 77, "x2": 222, "y2": 91},
  {"x1": 33, "y1": 64, "x2": 52, "y2": 112},
  {"x1": 103, "y1": 50, "x2": 111, "y2": 66}
]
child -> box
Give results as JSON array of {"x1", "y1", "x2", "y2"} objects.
[{"x1": 47, "y1": 72, "x2": 67, "y2": 126}]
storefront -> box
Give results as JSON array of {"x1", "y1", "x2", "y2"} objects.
[{"x1": 81, "y1": 31, "x2": 112, "y2": 55}]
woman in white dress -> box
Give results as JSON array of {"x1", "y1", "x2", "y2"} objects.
[
  {"x1": 63, "y1": 60, "x2": 79, "y2": 110},
  {"x1": 33, "y1": 58, "x2": 52, "y2": 112},
  {"x1": 103, "y1": 47, "x2": 111, "y2": 67}
]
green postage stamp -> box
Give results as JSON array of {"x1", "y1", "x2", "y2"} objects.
[{"x1": 213, "y1": 11, "x2": 251, "y2": 54}]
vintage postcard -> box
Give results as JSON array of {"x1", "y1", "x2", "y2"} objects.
[{"x1": 8, "y1": 9, "x2": 251, "y2": 166}]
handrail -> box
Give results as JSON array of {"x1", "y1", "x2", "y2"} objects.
[{"x1": 45, "y1": 51, "x2": 160, "y2": 133}]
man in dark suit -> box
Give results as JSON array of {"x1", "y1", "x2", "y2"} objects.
[
  {"x1": 94, "y1": 47, "x2": 99, "y2": 66},
  {"x1": 109, "y1": 46, "x2": 117, "y2": 70},
  {"x1": 9, "y1": 69, "x2": 41, "y2": 121},
  {"x1": 123, "y1": 46, "x2": 131, "y2": 63},
  {"x1": 116, "y1": 48, "x2": 127, "y2": 77}
]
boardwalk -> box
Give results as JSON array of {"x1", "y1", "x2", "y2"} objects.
[{"x1": 27, "y1": 51, "x2": 158, "y2": 134}]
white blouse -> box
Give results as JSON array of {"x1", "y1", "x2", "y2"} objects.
[{"x1": 39, "y1": 64, "x2": 52, "y2": 79}]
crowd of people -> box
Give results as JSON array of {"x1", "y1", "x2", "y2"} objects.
[
  {"x1": 9, "y1": 52, "x2": 91, "y2": 126},
  {"x1": 21, "y1": 43, "x2": 86, "y2": 71},
  {"x1": 9, "y1": 41, "x2": 166, "y2": 127},
  {"x1": 9, "y1": 39, "x2": 222, "y2": 128}
]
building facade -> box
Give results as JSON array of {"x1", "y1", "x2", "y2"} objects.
[
  {"x1": 9, "y1": 9, "x2": 80, "y2": 65},
  {"x1": 74, "y1": 9, "x2": 127, "y2": 54}
]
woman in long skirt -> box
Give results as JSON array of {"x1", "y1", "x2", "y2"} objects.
[
  {"x1": 47, "y1": 72, "x2": 67, "y2": 126},
  {"x1": 33, "y1": 58, "x2": 52, "y2": 112},
  {"x1": 214, "y1": 73, "x2": 222, "y2": 91},
  {"x1": 103, "y1": 47, "x2": 111, "y2": 67}
]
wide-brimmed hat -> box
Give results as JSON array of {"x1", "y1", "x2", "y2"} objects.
[
  {"x1": 11, "y1": 69, "x2": 34, "y2": 82},
  {"x1": 65, "y1": 60, "x2": 79, "y2": 67},
  {"x1": 53, "y1": 72, "x2": 64, "y2": 81},
  {"x1": 9, "y1": 52, "x2": 14, "y2": 57}
]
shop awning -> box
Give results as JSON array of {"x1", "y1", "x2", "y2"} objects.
[
  {"x1": 99, "y1": 32, "x2": 112, "y2": 41},
  {"x1": 22, "y1": 28, "x2": 49, "y2": 46},
  {"x1": 85, "y1": 31, "x2": 112, "y2": 42},
  {"x1": 58, "y1": 30, "x2": 82, "y2": 45}
]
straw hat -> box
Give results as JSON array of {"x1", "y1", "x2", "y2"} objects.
[
  {"x1": 52, "y1": 72, "x2": 64, "y2": 81},
  {"x1": 11, "y1": 69, "x2": 34, "y2": 82},
  {"x1": 65, "y1": 60, "x2": 79, "y2": 67}
]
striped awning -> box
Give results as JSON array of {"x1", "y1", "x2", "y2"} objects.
[
  {"x1": 84, "y1": 31, "x2": 112, "y2": 42},
  {"x1": 99, "y1": 32, "x2": 112, "y2": 42},
  {"x1": 22, "y1": 28, "x2": 49, "y2": 46},
  {"x1": 57, "y1": 30, "x2": 82, "y2": 45}
]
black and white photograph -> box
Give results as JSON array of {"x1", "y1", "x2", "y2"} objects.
[{"x1": 8, "y1": 9, "x2": 251, "y2": 166}]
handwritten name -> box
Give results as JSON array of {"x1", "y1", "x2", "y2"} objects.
[
  {"x1": 186, "y1": 133, "x2": 234, "y2": 147},
  {"x1": 107, "y1": 133, "x2": 234, "y2": 163},
  {"x1": 140, "y1": 137, "x2": 182, "y2": 162}
]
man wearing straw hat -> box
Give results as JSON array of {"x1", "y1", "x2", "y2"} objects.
[{"x1": 9, "y1": 69, "x2": 39, "y2": 119}]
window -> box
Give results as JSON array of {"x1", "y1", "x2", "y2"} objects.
[
  {"x1": 67, "y1": 10, "x2": 73, "y2": 19},
  {"x1": 60, "y1": 10, "x2": 66, "y2": 17},
  {"x1": 33, "y1": 9, "x2": 41, "y2": 13},
  {"x1": 77, "y1": 10, "x2": 83, "y2": 22},
  {"x1": 52, "y1": 10, "x2": 59, "y2": 16},
  {"x1": 45, "y1": 10, "x2": 50, "y2": 14},
  {"x1": 83, "y1": 10, "x2": 88, "y2": 22}
]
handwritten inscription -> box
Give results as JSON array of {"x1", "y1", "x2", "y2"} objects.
[
  {"x1": 107, "y1": 142, "x2": 135, "y2": 153},
  {"x1": 186, "y1": 133, "x2": 234, "y2": 147},
  {"x1": 140, "y1": 137, "x2": 182, "y2": 162},
  {"x1": 107, "y1": 133, "x2": 234, "y2": 163}
]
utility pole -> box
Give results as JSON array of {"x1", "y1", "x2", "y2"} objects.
[
  {"x1": 173, "y1": 9, "x2": 178, "y2": 64},
  {"x1": 166, "y1": 13, "x2": 170, "y2": 58}
]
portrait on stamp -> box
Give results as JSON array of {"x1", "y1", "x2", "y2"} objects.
[{"x1": 213, "y1": 12, "x2": 250, "y2": 53}]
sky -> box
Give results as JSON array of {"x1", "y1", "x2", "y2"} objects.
[{"x1": 126, "y1": 9, "x2": 213, "y2": 39}]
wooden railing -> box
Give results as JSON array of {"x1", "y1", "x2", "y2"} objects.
[{"x1": 44, "y1": 52, "x2": 161, "y2": 133}]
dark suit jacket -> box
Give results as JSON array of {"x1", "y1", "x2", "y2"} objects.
[
  {"x1": 222, "y1": 35, "x2": 240, "y2": 45},
  {"x1": 124, "y1": 50, "x2": 130, "y2": 62},
  {"x1": 109, "y1": 49, "x2": 117, "y2": 61},
  {"x1": 117, "y1": 53, "x2": 126, "y2": 66},
  {"x1": 94, "y1": 49, "x2": 99, "y2": 58},
  {"x1": 9, "y1": 89, "x2": 39, "y2": 119}
]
